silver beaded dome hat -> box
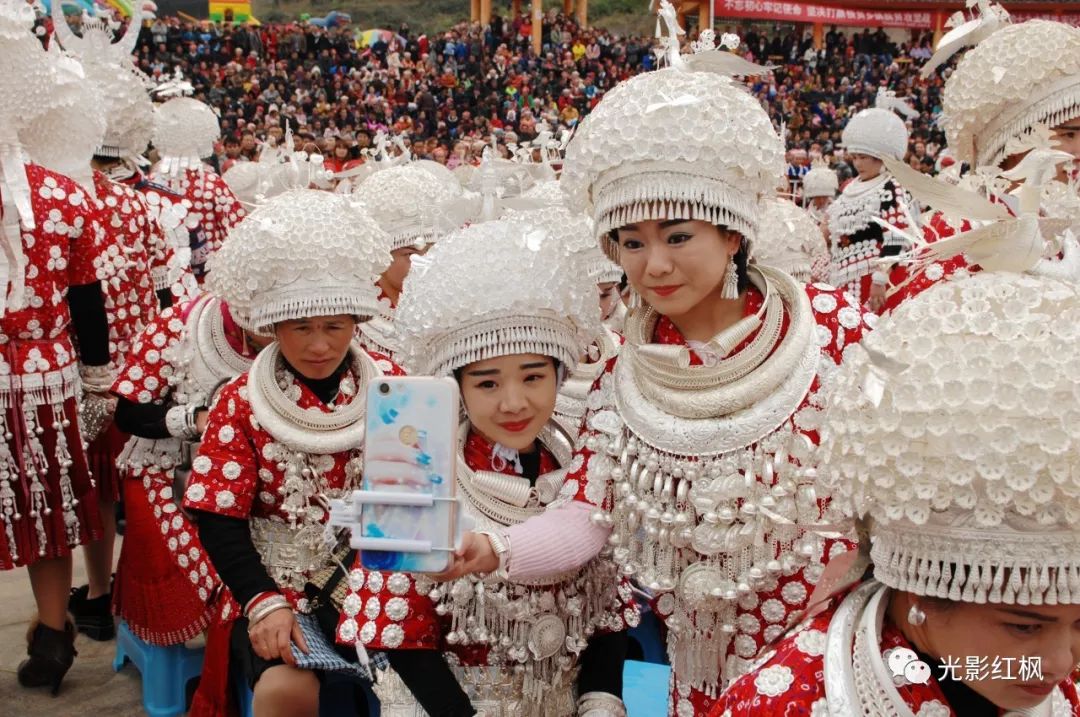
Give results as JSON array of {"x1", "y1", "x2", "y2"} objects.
[
  {"x1": 818, "y1": 270, "x2": 1080, "y2": 605},
  {"x1": 752, "y1": 197, "x2": 829, "y2": 283},
  {"x1": 841, "y1": 89, "x2": 917, "y2": 162},
  {"x1": 942, "y1": 20, "x2": 1080, "y2": 168},
  {"x1": 152, "y1": 97, "x2": 221, "y2": 176},
  {"x1": 504, "y1": 180, "x2": 623, "y2": 284},
  {"x1": 18, "y1": 37, "x2": 106, "y2": 199},
  {"x1": 2, "y1": 1, "x2": 103, "y2": 184},
  {"x1": 50, "y1": 2, "x2": 155, "y2": 163},
  {"x1": 354, "y1": 162, "x2": 464, "y2": 251},
  {"x1": 206, "y1": 189, "x2": 391, "y2": 335},
  {"x1": 560, "y1": 8, "x2": 783, "y2": 261},
  {"x1": 801, "y1": 159, "x2": 839, "y2": 199},
  {"x1": 395, "y1": 219, "x2": 600, "y2": 377}
]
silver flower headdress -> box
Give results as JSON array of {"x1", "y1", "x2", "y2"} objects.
[
  {"x1": 560, "y1": 1, "x2": 782, "y2": 260},
  {"x1": 752, "y1": 197, "x2": 828, "y2": 283},
  {"x1": 840, "y1": 89, "x2": 918, "y2": 162},
  {"x1": 353, "y1": 162, "x2": 464, "y2": 251},
  {"x1": 817, "y1": 270, "x2": 1080, "y2": 605},
  {"x1": 941, "y1": 19, "x2": 1080, "y2": 168},
  {"x1": 801, "y1": 158, "x2": 839, "y2": 200},
  {"x1": 206, "y1": 189, "x2": 391, "y2": 335},
  {"x1": 503, "y1": 180, "x2": 622, "y2": 285},
  {"x1": 395, "y1": 219, "x2": 600, "y2": 377},
  {"x1": 152, "y1": 96, "x2": 221, "y2": 178}
]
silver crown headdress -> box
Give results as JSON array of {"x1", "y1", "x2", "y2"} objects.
[
  {"x1": 206, "y1": 190, "x2": 391, "y2": 335},
  {"x1": 395, "y1": 219, "x2": 600, "y2": 377},
  {"x1": 818, "y1": 268, "x2": 1080, "y2": 605},
  {"x1": 941, "y1": 18, "x2": 1080, "y2": 168},
  {"x1": 561, "y1": 1, "x2": 782, "y2": 260}
]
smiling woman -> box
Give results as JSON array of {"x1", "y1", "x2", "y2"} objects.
[
  {"x1": 433, "y1": 20, "x2": 875, "y2": 714},
  {"x1": 713, "y1": 268, "x2": 1080, "y2": 717},
  {"x1": 334, "y1": 219, "x2": 636, "y2": 717}
]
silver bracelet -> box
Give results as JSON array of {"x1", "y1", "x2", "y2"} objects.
[
  {"x1": 478, "y1": 530, "x2": 511, "y2": 580},
  {"x1": 165, "y1": 405, "x2": 191, "y2": 438},
  {"x1": 247, "y1": 595, "x2": 291, "y2": 629},
  {"x1": 80, "y1": 363, "x2": 117, "y2": 393}
]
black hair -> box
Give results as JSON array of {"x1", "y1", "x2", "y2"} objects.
[
  {"x1": 607, "y1": 227, "x2": 751, "y2": 295},
  {"x1": 452, "y1": 356, "x2": 561, "y2": 386},
  {"x1": 91, "y1": 154, "x2": 120, "y2": 165}
]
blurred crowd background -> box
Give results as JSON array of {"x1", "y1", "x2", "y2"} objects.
[{"x1": 49, "y1": 10, "x2": 949, "y2": 191}]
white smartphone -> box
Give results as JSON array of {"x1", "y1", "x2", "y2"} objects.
[{"x1": 357, "y1": 376, "x2": 459, "y2": 573}]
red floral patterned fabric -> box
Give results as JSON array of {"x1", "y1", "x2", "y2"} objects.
[
  {"x1": 147, "y1": 167, "x2": 245, "y2": 281},
  {"x1": 566, "y1": 283, "x2": 873, "y2": 714},
  {"x1": 92, "y1": 170, "x2": 172, "y2": 361},
  {"x1": 183, "y1": 348, "x2": 403, "y2": 717},
  {"x1": 710, "y1": 590, "x2": 1080, "y2": 716},
  {"x1": 0, "y1": 163, "x2": 110, "y2": 569},
  {"x1": 112, "y1": 299, "x2": 221, "y2": 644},
  {"x1": 1, "y1": 163, "x2": 110, "y2": 377}
]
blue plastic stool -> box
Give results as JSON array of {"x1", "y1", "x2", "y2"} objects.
[
  {"x1": 623, "y1": 660, "x2": 671, "y2": 717},
  {"x1": 628, "y1": 603, "x2": 668, "y2": 665},
  {"x1": 237, "y1": 672, "x2": 380, "y2": 717},
  {"x1": 112, "y1": 621, "x2": 205, "y2": 717}
]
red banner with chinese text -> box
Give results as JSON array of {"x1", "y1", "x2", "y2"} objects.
[
  {"x1": 714, "y1": 1, "x2": 1080, "y2": 29},
  {"x1": 714, "y1": 0, "x2": 933, "y2": 28}
]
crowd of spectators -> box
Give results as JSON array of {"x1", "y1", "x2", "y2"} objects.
[{"x1": 68, "y1": 10, "x2": 949, "y2": 182}]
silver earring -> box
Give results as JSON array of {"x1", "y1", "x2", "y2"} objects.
[
  {"x1": 721, "y1": 257, "x2": 739, "y2": 300},
  {"x1": 907, "y1": 603, "x2": 926, "y2": 626}
]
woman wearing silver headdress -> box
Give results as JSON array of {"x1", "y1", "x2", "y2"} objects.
[
  {"x1": 433, "y1": 7, "x2": 872, "y2": 714},
  {"x1": 182, "y1": 190, "x2": 400, "y2": 717},
  {"x1": 714, "y1": 233, "x2": 1080, "y2": 717},
  {"x1": 336, "y1": 219, "x2": 634, "y2": 717}
]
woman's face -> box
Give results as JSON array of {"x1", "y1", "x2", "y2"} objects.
[
  {"x1": 615, "y1": 219, "x2": 741, "y2": 320},
  {"x1": 459, "y1": 354, "x2": 558, "y2": 452},
  {"x1": 274, "y1": 314, "x2": 357, "y2": 380},
  {"x1": 851, "y1": 152, "x2": 884, "y2": 180},
  {"x1": 914, "y1": 596, "x2": 1080, "y2": 710},
  {"x1": 1051, "y1": 115, "x2": 1080, "y2": 183},
  {"x1": 381, "y1": 245, "x2": 426, "y2": 297},
  {"x1": 597, "y1": 281, "x2": 619, "y2": 321}
]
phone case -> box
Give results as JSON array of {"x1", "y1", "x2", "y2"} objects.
[{"x1": 358, "y1": 376, "x2": 459, "y2": 573}]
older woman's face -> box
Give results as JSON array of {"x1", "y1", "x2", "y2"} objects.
[
  {"x1": 907, "y1": 594, "x2": 1080, "y2": 711},
  {"x1": 274, "y1": 314, "x2": 357, "y2": 380}
]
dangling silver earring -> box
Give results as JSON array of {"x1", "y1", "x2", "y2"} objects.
[
  {"x1": 721, "y1": 256, "x2": 740, "y2": 300},
  {"x1": 907, "y1": 603, "x2": 926, "y2": 626}
]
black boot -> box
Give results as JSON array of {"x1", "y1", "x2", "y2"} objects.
[
  {"x1": 68, "y1": 583, "x2": 115, "y2": 641},
  {"x1": 17, "y1": 621, "x2": 78, "y2": 696}
]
